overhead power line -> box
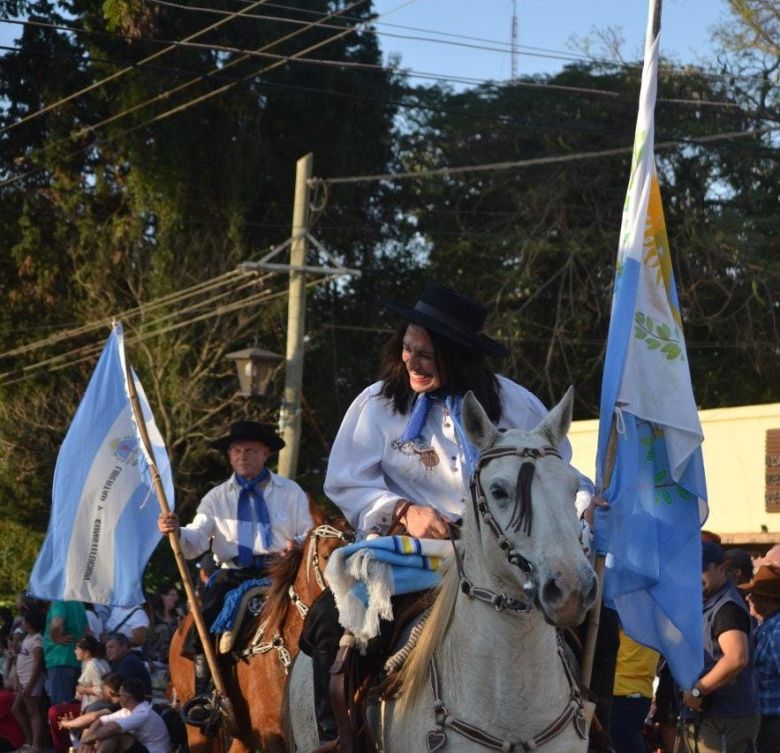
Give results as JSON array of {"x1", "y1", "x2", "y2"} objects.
[
  {"x1": 314, "y1": 124, "x2": 780, "y2": 185},
  {"x1": 0, "y1": 0, "x2": 272, "y2": 138}
]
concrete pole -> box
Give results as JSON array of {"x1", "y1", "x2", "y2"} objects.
[{"x1": 277, "y1": 153, "x2": 312, "y2": 478}]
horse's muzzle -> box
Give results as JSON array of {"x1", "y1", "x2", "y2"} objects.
[{"x1": 538, "y1": 566, "x2": 598, "y2": 626}]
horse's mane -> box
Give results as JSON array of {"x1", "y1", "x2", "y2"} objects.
[
  {"x1": 395, "y1": 555, "x2": 460, "y2": 713},
  {"x1": 259, "y1": 542, "x2": 304, "y2": 630}
]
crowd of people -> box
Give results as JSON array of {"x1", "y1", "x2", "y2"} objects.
[
  {"x1": 3, "y1": 283, "x2": 779, "y2": 753},
  {"x1": 613, "y1": 539, "x2": 780, "y2": 753},
  {"x1": 0, "y1": 589, "x2": 186, "y2": 753}
]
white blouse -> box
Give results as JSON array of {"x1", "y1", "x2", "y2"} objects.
[
  {"x1": 178, "y1": 471, "x2": 313, "y2": 566},
  {"x1": 325, "y1": 376, "x2": 588, "y2": 533}
]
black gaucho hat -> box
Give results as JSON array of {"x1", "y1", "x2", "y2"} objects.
[
  {"x1": 210, "y1": 421, "x2": 285, "y2": 453},
  {"x1": 383, "y1": 283, "x2": 508, "y2": 358}
]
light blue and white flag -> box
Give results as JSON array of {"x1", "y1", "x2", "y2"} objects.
[
  {"x1": 29, "y1": 323, "x2": 174, "y2": 607},
  {"x1": 594, "y1": 0, "x2": 708, "y2": 690}
]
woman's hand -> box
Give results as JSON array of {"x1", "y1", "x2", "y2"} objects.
[
  {"x1": 582, "y1": 494, "x2": 609, "y2": 527},
  {"x1": 402, "y1": 504, "x2": 450, "y2": 539}
]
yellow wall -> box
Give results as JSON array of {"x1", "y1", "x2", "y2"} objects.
[{"x1": 568, "y1": 404, "x2": 780, "y2": 538}]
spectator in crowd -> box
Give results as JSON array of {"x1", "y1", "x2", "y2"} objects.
[
  {"x1": 12, "y1": 608, "x2": 46, "y2": 753},
  {"x1": 757, "y1": 544, "x2": 780, "y2": 568},
  {"x1": 104, "y1": 634, "x2": 151, "y2": 699},
  {"x1": 102, "y1": 606, "x2": 149, "y2": 652},
  {"x1": 681, "y1": 541, "x2": 759, "y2": 752},
  {"x1": 44, "y1": 600, "x2": 87, "y2": 705},
  {"x1": 144, "y1": 585, "x2": 183, "y2": 666},
  {"x1": 610, "y1": 627, "x2": 660, "y2": 753},
  {"x1": 48, "y1": 635, "x2": 111, "y2": 753},
  {"x1": 83, "y1": 605, "x2": 103, "y2": 640},
  {"x1": 79, "y1": 678, "x2": 169, "y2": 753},
  {"x1": 59, "y1": 673, "x2": 124, "y2": 738},
  {"x1": 726, "y1": 548, "x2": 754, "y2": 587},
  {"x1": 739, "y1": 564, "x2": 780, "y2": 753},
  {"x1": 0, "y1": 685, "x2": 23, "y2": 753}
]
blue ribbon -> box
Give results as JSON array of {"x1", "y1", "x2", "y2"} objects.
[{"x1": 236, "y1": 468, "x2": 271, "y2": 566}]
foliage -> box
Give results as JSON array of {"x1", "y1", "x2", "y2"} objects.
[{"x1": 0, "y1": 519, "x2": 44, "y2": 601}]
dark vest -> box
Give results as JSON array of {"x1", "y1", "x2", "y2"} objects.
[{"x1": 700, "y1": 581, "x2": 758, "y2": 718}]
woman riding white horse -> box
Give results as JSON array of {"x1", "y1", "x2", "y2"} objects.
[
  {"x1": 298, "y1": 283, "x2": 595, "y2": 750},
  {"x1": 291, "y1": 388, "x2": 598, "y2": 751}
]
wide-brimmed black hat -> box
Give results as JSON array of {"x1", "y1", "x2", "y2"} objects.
[
  {"x1": 382, "y1": 283, "x2": 508, "y2": 358},
  {"x1": 210, "y1": 421, "x2": 285, "y2": 453}
]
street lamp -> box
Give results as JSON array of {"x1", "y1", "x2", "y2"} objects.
[{"x1": 225, "y1": 346, "x2": 284, "y2": 398}]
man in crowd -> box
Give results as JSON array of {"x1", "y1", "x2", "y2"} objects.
[
  {"x1": 726, "y1": 548, "x2": 754, "y2": 587},
  {"x1": 157, "y1": 421, "x2": 312, "y2": 692},
  {"x1": 739, "y1": 564, "x2": 780, "y2": 753},
  {"x1": 79, "y1": 678, "x2": 169, "y2": 753},
  {"x1": 44, "y1": 600, "x2": 87, "y2": 705},
  {"x1": 681, "y1": 541, "x2": 759, "y2": 752},
  {"x1": 104, "y1": 635, "x2": 151, "y2": 699}
]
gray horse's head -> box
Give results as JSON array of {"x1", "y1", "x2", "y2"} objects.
[{"x1": 461, "y1": 387, "x2": 598, "y2": 626}]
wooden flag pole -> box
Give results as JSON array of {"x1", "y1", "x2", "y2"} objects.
[{"x1": 122, "y1": 343, "x2": 235, "y2": 725}]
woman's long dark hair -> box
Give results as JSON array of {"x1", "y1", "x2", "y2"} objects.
[{"x1": 378, "y1": 323, "x2": 502, "y2": 421}]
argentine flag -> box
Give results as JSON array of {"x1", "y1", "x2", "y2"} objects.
[
  {"x1": 594, "y1": 0, "x2": 708, "y2": 690},
  {"x1": 29, "y1": 323, "x2": 174, "y2": 606}
]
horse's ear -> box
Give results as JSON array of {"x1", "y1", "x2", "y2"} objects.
[
  {"x1": 537, "y1": 386, "x2": 574, "y2": 447},
  {"x1": 307, "y1": 494, "x2": 328, "y2": 527},
  {"x1": 462, "y1": 390, "x2": 499, "y2": 451}
]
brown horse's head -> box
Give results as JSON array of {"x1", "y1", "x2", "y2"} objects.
[{"x1": 260, "y1": 497, "x2": 354, "y2": 630}]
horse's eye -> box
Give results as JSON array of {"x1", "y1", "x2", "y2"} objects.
[{"x1": 490, "y1": 482, "x2": 510, "y2": 504}]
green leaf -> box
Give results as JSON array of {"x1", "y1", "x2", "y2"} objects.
[
  {"x1": 635, "y1": 327, "x2": 647, "y2": 339},
  {"x1": 647, "y1": 339, "x2": 661, "y2": 349},
  {"x1": 635, "y1": 312, "x2": 646, "y2": 326},
  {"x1": 661, "y1": 343, "x2": 681, "y2": 360},
  {"x1": 654, "y1": 470, "x2": 668, "y2": 483},
  {"x1": 662, "y1": 490, "x2": 673, "y2": 505},
  {"x1": 645, "y1": 316, "x2": 655, "y2": 331},
  {"x1": 657, "y1": 323, "x2": 672, "y2": 339}
]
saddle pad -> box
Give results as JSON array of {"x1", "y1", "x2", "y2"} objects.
[{"x1": 210, "y1": 578, "x2": 270, "y2": 633}]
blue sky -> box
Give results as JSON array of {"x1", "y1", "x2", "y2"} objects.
[{"x1": 372, "y1": 0, "x2": 732, "y2": 83}]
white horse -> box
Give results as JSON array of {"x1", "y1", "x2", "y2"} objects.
[{"x1": 288, "y1": 387, "x2": 598, "y2": 752}]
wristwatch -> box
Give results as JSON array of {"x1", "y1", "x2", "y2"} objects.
[{"x1": 690, "y1": 685, "x2": 703, "y2": 699}]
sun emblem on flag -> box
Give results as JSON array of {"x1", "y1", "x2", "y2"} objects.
[{"x1": 111, "y1": 436, "x2": 140, "y2": 466}]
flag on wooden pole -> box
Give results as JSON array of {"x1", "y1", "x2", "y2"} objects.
[
  {"x1": 594, "y1": 0, "x2": 708, "y2": 690},
  {"x1": 29, "y1": 323, "x2": 174, "y2": 606}
]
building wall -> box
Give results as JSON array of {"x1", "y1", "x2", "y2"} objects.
[{"x1": 568, "y1": 403, "x2": 780, "y2": 541}]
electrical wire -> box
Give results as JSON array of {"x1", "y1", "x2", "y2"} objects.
[
  {"x1": 314, "y1": 124, "x2": 780, "y2": 185},
  {"x1": 0, "y1": 274, "x2": 339, "y2": 386},
  {"x1": 0, "y1": 0, "x2": 272, "y2": 138},
  {"x1": 0, "y1": 0, "x2": 373, "y2": 188}
]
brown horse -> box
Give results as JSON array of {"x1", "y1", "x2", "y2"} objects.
[{"x1": 168, "y1": 506, "x2": 353, "y2": 753}]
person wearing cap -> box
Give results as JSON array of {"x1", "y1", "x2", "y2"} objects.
[
  {"x1": 157, "y1": 420, "x2": 312, "y2": 691},
  {"x1": 725, "y1": 548, "x2": 755, "y2": 587},
  {"x1": 739, "y1": 565, "x2": 780, "y2": 752},
  {"x1": 301, "y1": 283, "x2": 595, "y2": 749},
  {"x1": 681, "y1": 540, "x2": 759, "y2": 753}
]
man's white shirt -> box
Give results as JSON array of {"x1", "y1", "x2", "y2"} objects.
[
  {"x1": 101, "y1": 701, "x2": 170, "y2": 753},
  {"x1": 178, "y1": 470, "x2": 313, "y2": 565}
]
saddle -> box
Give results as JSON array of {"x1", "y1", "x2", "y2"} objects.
[
  {"x1": 327, "y1": 592, "x2": 433, "y2": 753},
  {"x1": 218, "y1": 584, "x2": 269, "y2": 654}
]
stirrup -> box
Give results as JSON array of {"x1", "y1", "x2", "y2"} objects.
[{"x1": 182, "y1": 691, "x2": 221, "y2": 736}]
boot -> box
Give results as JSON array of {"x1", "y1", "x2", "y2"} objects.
[{"x1": 312, "y1": 649, "x2": 338, "y2": 744}]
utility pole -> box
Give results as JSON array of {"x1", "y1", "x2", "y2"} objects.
[
  {"x1": 277, "y1": 153, "x2": 312, "y2": 478},
  {"x1": 510, "y1": 0, "x2": 518, "y2": 81}
]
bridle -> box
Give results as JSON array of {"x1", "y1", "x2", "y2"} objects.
[
  {"x1": 426, "y1": 441, "x2": 587, "y2": 752},
  {"x1": 452, "y1": 443, "x2": 563, "y2": 614},
  {"x1": 241, "y1": 523, "x2": 353, "y2": 672}
]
